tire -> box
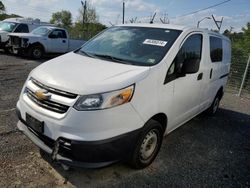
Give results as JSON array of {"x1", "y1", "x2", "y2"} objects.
[
  {"x1": 29, "y1": 46, "x2": 44, "y2": 59},
  {"x1": 129, "y1": 119, "x2": 164, "y2": 169},
  {"x1": 207, "y1": 94, "x2": 221, "y2": 115}
]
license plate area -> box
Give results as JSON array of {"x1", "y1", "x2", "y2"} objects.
[{"x1": 26, "y1": 113, "x2": 44, "y2": 133}]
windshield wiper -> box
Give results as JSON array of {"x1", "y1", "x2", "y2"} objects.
[
  {"x1": 92, "y1": 54, "x2": 136, "y2": 65},
  {"x1": 78, "y1": 50, "x2": 97, "y2": 58}
]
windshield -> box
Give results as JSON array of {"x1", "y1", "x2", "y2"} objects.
[
  {"x1": 77, "y1": 26, "x2": 182, "y2": 66},
  {"x1": 0, "y1": 22, "x2": 18, "y2": 32},
  {"x1": 32, "y1": 27, "x2": 50, "y2": 36}
]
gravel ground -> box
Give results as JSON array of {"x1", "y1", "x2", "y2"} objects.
[{"x1": 0, "y1": 52, "x2": 249, "y2": 188}]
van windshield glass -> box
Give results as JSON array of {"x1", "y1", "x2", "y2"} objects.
[
  {"x1": 0, "y1": 22, "x2": 17, "y2": 32},
  {"x1": 77, "y1": 26, "x2": 182, "y2": 66},
  {"x1": 32, "y1": 27, "x2": 50, "y2": 36}
]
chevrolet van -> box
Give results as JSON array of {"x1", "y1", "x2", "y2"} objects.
[{"x1": 16, "y1": 24, "x2": 231, "y2": 169}]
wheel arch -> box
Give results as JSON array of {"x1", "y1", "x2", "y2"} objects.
[
  {"x1": 217, "y1": 86, "x2": 224, "y2": 100},
  {"x1": 29, "y1": 42, "x2": 45, "y2": 52},
  {"x1": 147, "y1": 113, "x2": 168, "y2": 133}
]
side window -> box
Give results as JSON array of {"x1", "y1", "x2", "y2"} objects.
[
  {"x1": 14, "y1": 24, "x2": 29, "y2": 33},
  {"x1": 49, "y1": 30, "x2": 67, "y2": 39},
  {"x1": 165, "y1": 34, "x2": 202, "y2": 83},
  {"x1": 61, "y1": 30, "x2": 67, "y2": 38},
  {"x1": 210, "y1": 36, "x2": 223, "y2": 62}
]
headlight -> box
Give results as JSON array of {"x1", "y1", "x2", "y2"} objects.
[{"x1": 74, "y1": 85, "x2": 134, "y2": 111}]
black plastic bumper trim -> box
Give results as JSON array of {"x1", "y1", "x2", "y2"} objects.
[{"x1": 16, "y1": 107, "x2": 142, "y2": 168}]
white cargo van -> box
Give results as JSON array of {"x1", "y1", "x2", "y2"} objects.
[
  {"x1": 16, "y1": 24, "x2": 231, "y2": 169},
  {"x1": 0, "y1": 18, "x2": 52, "y2": 51}
]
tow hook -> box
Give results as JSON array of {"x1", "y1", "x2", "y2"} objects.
[
  {"x1": 51, "y1": 138, "x2": 61, "y2": 161},
  {"x1": 51, "y1": 138, "x2": 71, "y2": 171}
]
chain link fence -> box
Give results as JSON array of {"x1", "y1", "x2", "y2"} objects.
[{"x1": 227, "y1": 54, "x2": 250, "y2": 98}]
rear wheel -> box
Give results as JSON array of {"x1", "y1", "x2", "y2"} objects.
[
  {"x1": 29, "y1": 46, "x2": 44, "y2": 59},
  {"x1": 129, "y1": 120, "x2": 163, "y2": 169},
  {"x1": 207, "y1": 94, "x2": 221, "y2": 115}
]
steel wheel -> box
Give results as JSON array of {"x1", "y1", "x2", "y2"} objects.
[
  {"x1": 213, "y1": 97, "x2": 219, "y2": 114},
  {"x1": 140, "y1": 130, "x2": 158, "y2": 161},
  {"x1": 129, "y1": 119, "x2": 163, "y2": 169},
  {"x1": 30, "y1": 46, "x2": 43, "y2": 59}
]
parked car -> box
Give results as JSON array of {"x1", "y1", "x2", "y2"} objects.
[
  {"x1": 8, "y1": 26, "x2": 86, "y2": 59},
  {"x1": 0, "y1": 17, "x2": 52, "y2": 52},
  {"x1": 16, "y1": 24, "x2": 231, "y2": 169}
]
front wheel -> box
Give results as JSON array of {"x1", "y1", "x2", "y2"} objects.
[
  {"x1": 129, "y1": 120, "x2": 163, "y2": 169},
  {"x1": 29, "y1": 46, "x2": 44, "y2": 59}
]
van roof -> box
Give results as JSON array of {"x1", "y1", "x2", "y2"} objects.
[{"x1": 117, "y1": 23, "x2": 229, "y2": 41}]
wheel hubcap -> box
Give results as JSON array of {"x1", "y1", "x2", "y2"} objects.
[
  {"x1": 140, "y1": 130, "x2": 158, "y2": 160},
  {"x1": 33, "y1": 49, "x2": 41, "y2": 57}
]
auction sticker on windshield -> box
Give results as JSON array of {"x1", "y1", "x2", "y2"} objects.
[{"x1": 143, "y1": 39, "x2": 168, "y2": 47}]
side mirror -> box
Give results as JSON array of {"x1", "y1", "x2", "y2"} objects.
[{"x1": 181, "y1": 58, "x2": 200, "y2": 74}]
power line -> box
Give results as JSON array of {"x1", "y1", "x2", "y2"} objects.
[{"x1": 173, "y1": 0, "x2": 232, "y2": 18}]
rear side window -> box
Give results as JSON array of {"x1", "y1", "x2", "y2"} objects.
[
  {"x1": 14, "y1": 24, "x2": 29, "y2": 33},
  {"x1": 210, "y1": 36, "x2": 223, "y2": 62}
]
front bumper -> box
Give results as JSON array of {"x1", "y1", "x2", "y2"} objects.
[{"x1": 16, "y1": 108, "x2": 141, "y2": 168}]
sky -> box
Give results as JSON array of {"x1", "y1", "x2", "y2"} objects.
[{"x1": 2, "y1": 0, "x2": 250, "y2": 32}]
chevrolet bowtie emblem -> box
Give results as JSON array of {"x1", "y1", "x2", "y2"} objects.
[{"x1": 35, "y1": 89, "x2": 51, "y2": 101}]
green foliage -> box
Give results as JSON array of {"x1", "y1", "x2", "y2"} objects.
[
  {"x1": 0, "y1": 1, "x2": 21, "y2": 21},
  {"x1": 78, "y1": 2, "x2": 99, "y2": 24},
  {"x1": 0, "y1": 13, "x2": 21, "y2": 21},
  {"x1": 50, "y1": 10, "x2": 72, "y2": 29},
  {"x1": 49, "y1": 4, "x2": 106, "y2": 40},
  {"x1": 69, "y1": 22, "x2": 107, "y2": 40},
  {"x1": 223, "y1": 23, "x2": 250, "y2": 65}
]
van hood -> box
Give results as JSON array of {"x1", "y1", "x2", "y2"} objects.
[
  {"x1": 8, "y1": 33, "x2": 43, "y2": 39},
  {"x1": 30, "y1": 52, "x2": 150, "y2": 95}
]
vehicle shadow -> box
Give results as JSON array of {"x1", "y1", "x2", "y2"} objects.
[{"x1": 40, "y1": 108, "x2": 250, "y2": 187}]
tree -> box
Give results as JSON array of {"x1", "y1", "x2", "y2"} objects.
[
  {"x1": 241, "y1": 23, "x2": 250, "y2": 54},
  {"x1": 0, "y1": 1, "x2": 5, "y2": 14},
  {"x1": 50, "y1": 10, "x2": 72, "y2": 29},
  {"x1": 78, "y1": 2, "x2": 99, "y2": 24},
  {"x1": 69, "y1": 22, "x2": 106, "y2": 40}
]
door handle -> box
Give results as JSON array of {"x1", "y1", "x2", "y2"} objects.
[
  {"x1": 210, "y1": 68, "x2": 213, "y2": 79},
  {"x1": 197, "y1": 73, "x2": 203, "y2": 80},
  {"x1": 62, "y1": 40, "x2": 66, "y2": 43}
]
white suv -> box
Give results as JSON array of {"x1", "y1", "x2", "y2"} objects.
[{"x1": 16, "y1": 24, "x2": 231, "y2": 169}]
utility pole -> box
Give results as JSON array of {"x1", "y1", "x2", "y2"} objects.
[
  {"x1": 212, "y1": 14, "x2": 223, "y2": 32},
  {"x1": 81, "y1": 0, "x2": 87, "y2": 24},
  {"x1": 122, "y1": 1, "x2": 125, "y2": 24}
]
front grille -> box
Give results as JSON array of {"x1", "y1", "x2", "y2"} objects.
[
  {"x1": 31, "y1": 78, "x2": 77, "y2": 99},
  {"x1": 26, "y1": 88, "x2": 69, "y2": 114},
  {"x1": 25, "y1": 78, "x2": 78, "y2": 114},
  {"x1": 11, "y1": 36, "x2": 21, "y2": 47}
]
